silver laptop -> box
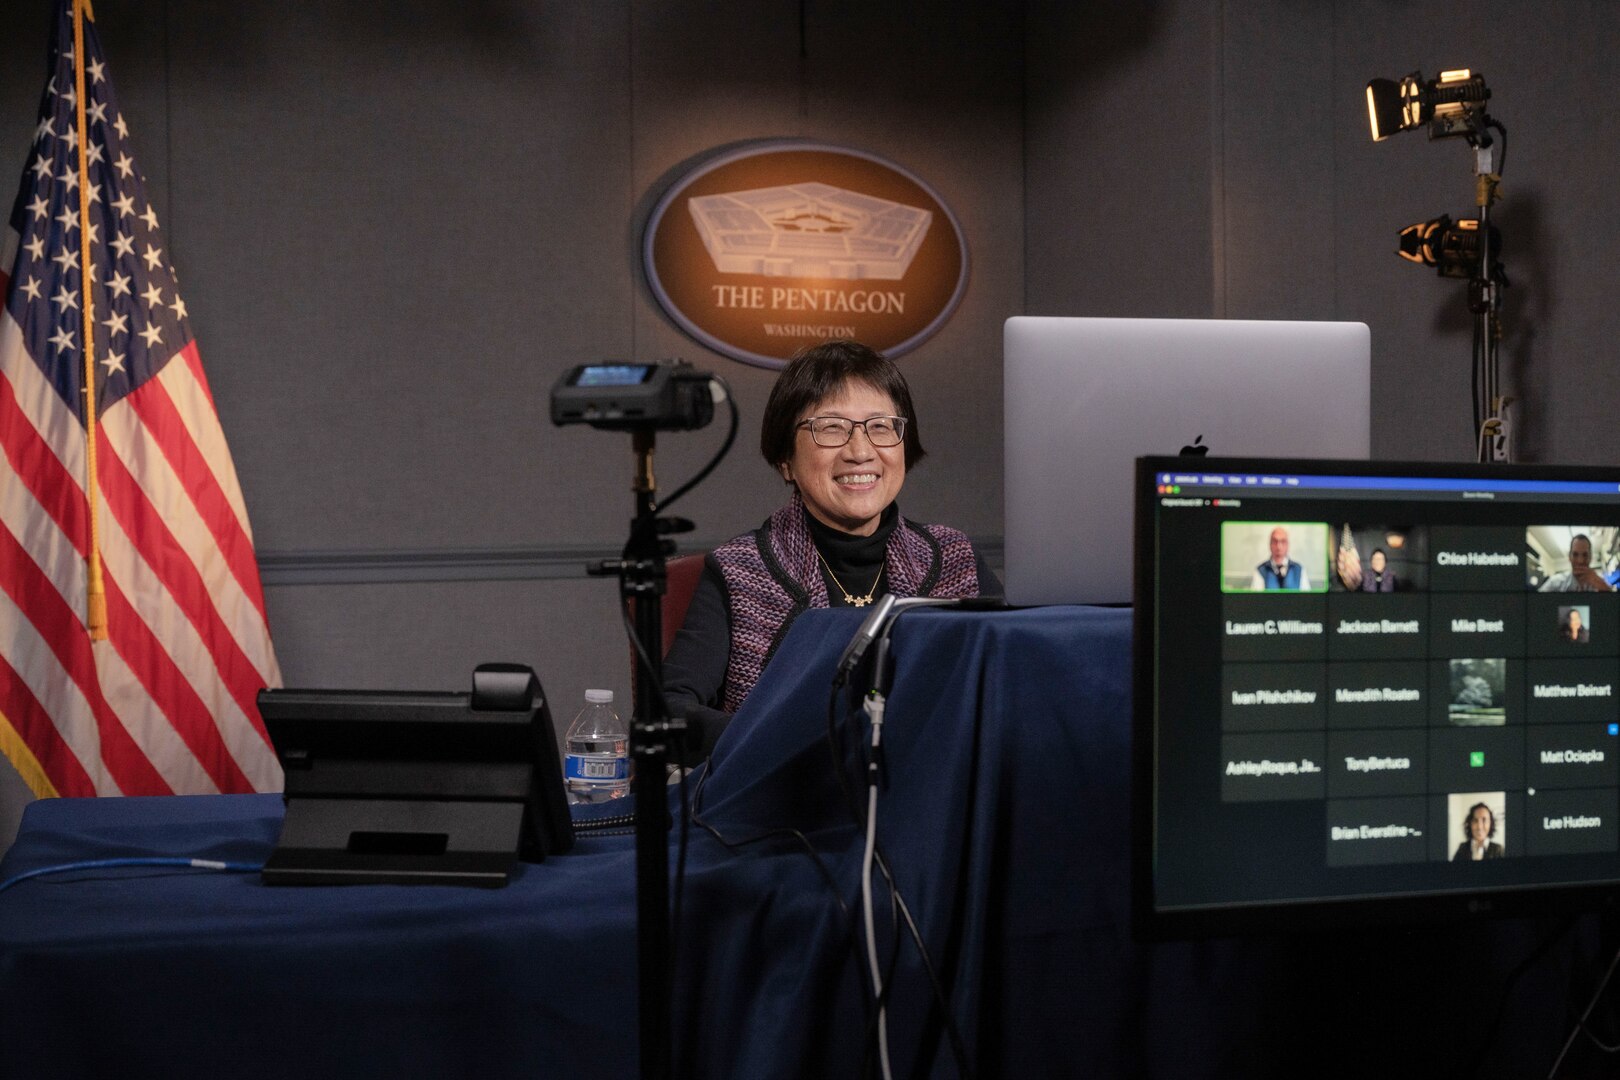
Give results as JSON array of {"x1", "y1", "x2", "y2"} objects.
[{"x1": 1003, "y1": 316, "x2": 1371, "y2": 605}]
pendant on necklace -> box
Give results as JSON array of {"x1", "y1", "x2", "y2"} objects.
[{"x1": 850, "y1": 595, "x2": 872, "y2": 607}]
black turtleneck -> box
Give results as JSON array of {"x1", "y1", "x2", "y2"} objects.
[{"x1": 804, "y1": 502, "x2": 897, "y2": 606}]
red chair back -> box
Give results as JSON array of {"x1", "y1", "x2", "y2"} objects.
[{"x1": 659, "y1": 553, "x2": 707, "y2": 657}]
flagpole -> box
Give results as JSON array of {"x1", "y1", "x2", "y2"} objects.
[{"x1": 72, "y1": 0, "x2": 107, "y2": 640}]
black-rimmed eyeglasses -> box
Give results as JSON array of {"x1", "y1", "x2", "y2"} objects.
[{"x1": 797, "y1": 415, "x2": 908, "y2": 448}]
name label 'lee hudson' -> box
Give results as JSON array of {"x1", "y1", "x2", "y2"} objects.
[{"x1": 1543, "y1": 815, "x2": 1603, "y2": 830}]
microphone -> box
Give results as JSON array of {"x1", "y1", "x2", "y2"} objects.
[
  {"x1": 833, "y1": 594, "x2": 898, "y2": 685},
  {"x1": 834, "y1": 595, "x2": 1001, "y2": 686}
]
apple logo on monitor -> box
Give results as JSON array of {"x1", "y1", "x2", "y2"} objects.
[{"x1": 1180, "y1": 435, "x2": 1209, "y2": 456}]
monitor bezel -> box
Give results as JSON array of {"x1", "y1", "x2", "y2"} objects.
[{"x1": 1132, "y1": 454, "x2": 1620, "y2": 939}]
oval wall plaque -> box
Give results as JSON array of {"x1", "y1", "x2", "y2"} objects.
[{"x1": 643, "y1": 141, "x2": 969, "y2": 370}]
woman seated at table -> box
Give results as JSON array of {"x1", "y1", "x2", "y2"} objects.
[{"x1": 664, "y1": 340, "x2": 999, "y2": 758}]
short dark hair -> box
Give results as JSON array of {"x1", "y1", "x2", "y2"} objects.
[
  {"x1": 1462, "y1": 802, "x2": 1496, "y2": 839},
  {"x1": 759, "y1": 340, "x2": 926, "y2": 470}
]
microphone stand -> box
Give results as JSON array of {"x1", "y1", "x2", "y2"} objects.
[{"x1": 590, "y1": 427, "x2": 681, "y2": 1080}]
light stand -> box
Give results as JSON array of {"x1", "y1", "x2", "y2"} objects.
[
  {"x1": 1468, "y1": 127, "x2": 1508, "y2": 462},
  {"x1": 1366, "y1": 68, "x2": 1511, "y2": 462}
]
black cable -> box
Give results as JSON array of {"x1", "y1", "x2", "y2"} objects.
[
  {"x1": 686, "y1": 762, "x2": 854, "y2": 927},
  {"x1": 1550, "y1": 941, "x2": 1620, "y2": 1077},
  {"x1": 1460, "y1": 914, "x2": 1579, "y2": 1078},
  {"x1": 656, "y1": 374, "x2": 738, "y2": 515},
  {"x1": 1575, "y1": 1013, "x2": 1620, "y2": 1055},
  {"x1": 1489, "y1": 119, "x2": 1508, "y2": 175}
]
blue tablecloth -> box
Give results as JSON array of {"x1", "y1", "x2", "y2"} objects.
[{"x1": 0, "y1": 606, "x2": 1612, "y2": 1078}]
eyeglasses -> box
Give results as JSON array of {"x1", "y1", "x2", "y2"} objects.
[{"x1": 797, "y1": 415, "x2": 908, "y2": 448}]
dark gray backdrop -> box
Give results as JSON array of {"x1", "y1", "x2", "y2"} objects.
[{"x1": 3, "y1": 0, "x2": 1616, "y2": 847}]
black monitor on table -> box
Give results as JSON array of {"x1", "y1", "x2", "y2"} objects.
[{"x1": 1134, "y1": 456, "x2": 1620, "y2": 936}]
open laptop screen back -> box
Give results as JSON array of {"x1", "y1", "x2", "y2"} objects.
[{"x1": 1003, "y1": 317, "x2": 1370, "y2": 605}]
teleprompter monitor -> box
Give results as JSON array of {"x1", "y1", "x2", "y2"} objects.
[
  {"x1": 257, "y1": 664, "x2": 573, "y2": 887},
  {"x1": 1134, "y1": 456, "x2": 1620, "y2": 936}
]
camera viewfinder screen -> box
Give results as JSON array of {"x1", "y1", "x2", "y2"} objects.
[{"x1": 573, "y1": 364, "x2": 654, "y2": 387}]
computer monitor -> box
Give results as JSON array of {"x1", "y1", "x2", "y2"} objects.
[
  {"x1": 1004, "y1": 317, "x2": 1370, "y2": 605},
  {"x1": 1135, "y1": 455, "x2": 1620, "y2": 936}
]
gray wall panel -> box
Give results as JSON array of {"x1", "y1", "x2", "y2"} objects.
[
  {"x1": 1024, "y1": 0, "x2": 1218, "y2": 318},
  {"x1": 264, "y1": 574, "x2": 635, "y2": 722},
  {"x1": 7, "y1": 1, "x2": 1620, "y2": 855},
  {"x1": 1217, "y1": 1, "x2": 1338, "y2": 321}
]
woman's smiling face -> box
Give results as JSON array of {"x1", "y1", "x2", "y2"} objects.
[{"x1": 778, "y1": 380, "x2": 906, "y2": 537}]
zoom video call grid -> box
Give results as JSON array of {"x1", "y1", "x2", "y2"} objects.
[{"x1": 1150, "y1": 470, "x2": 1620, "y2": 908}]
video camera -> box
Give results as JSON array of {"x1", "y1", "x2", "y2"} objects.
[{"x1": 550, "y1": 360, "x2": 716, "y2": 432}]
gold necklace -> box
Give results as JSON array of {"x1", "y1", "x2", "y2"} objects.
[{"x1": 815, "y1": 546, "x2": 881, "y2": 607}]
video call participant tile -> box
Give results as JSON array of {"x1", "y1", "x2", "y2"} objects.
[
  {"x1": 1325, "y1": 593, "x2": 1428, "y2": 661},
  {"x1": 1429, "y1": 658, "x2": 1522, "y2": 728},
  {"x1": 1428, "y1": 593, "x2": 1526, "y2": 658},
  {"x1": 1327, "y1": 661, "x2": 1428, "y2": 729},
  {"x1": 1219, "y1": 732, "x2": 1326, "y2": 802},
  {"x1": 1221, "y1": 594, "x2": 1329, "y2": 663},
  {"x1": 1428, "y1": 727, "x2": 1525, "y2": 792},
  {"x1": 1429, "y1": 526, "x2": 1528, "y2": 592},
  {"x1": 1325, "y1": 797, "x2": 1428, "y2": 867},
  {"x1": 1525, "y1": 788, "x2": 1619, "y2": 856},
  {"x1": 1327, "y1": 729, "x2": 1427, "y2": 798},
  {"x1": 1221, "y1": 664, "x2": 1326, "y2": 732},
  {"x1": 1430, "y1": 791, "x2": 1523, "y2": 863},
  {"x1": 1524, "y1": 658, "x2": 1620, "y2": 725},
  {"x1": 1525, "y1": 593, "x2": 1619, "y2": 658},
  {"x1": 1526, "y1": 724, "x2": 1620, "y2": 790}
]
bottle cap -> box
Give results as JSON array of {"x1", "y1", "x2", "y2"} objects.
[{"x1": 585, "y1": 689, "x2": 614, "y2": 704}]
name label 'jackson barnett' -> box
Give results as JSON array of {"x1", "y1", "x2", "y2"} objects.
[{"x1": 1337, "y1": 618, "x2": 1420, "y2": 635}]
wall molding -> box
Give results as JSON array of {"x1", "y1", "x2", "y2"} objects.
[{"x1": 259, "y1": 537, "x2": 1006, "y2": 587}]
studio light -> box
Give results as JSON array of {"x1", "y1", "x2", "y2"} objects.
[
  {"x1": 1397, "y1": 215, "x2": 1501, "y2": 279},
  {"x1": 1366, "y1": 69, "x2": 1491, "y2": 141},
  {"x1": 1364, "y1": 65, "x2": 1511, "y2": 463}
]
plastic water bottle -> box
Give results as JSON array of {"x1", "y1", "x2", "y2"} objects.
[{"x1": 564, "y1": 689, "x2": 630, "y2": 804}]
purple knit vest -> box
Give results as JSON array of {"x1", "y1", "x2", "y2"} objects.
[{"x1": 710, "y1": 494, "x2": 980, "y2": 713}]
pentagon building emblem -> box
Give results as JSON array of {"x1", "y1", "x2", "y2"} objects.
[
  {"x1": 686, "y1": 183, "x2": 932, "y2": 280},
  {"x1": 645, "y1": 142, "x2": 968, "y2": 370}
]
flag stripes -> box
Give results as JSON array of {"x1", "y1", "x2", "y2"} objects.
[{"x1": 0, "y1": 2, "x2": 281, "y2": 800}]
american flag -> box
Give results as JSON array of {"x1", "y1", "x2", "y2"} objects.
[{"x1": 0, "y1": 1, "x2": 281, "y2": 799}]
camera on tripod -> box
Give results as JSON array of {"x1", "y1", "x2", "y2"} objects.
[{"x1": 550, "y1": 360, "x2": 716, "y2": 432}]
